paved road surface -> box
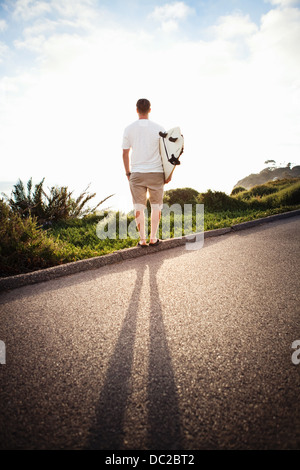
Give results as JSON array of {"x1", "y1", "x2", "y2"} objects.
[{"x1": 0, "y1": 217, "x2": 299, "y2": 450}]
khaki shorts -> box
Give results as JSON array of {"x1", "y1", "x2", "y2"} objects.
[{"x1": 129, "y1": 172, "x2": 165, "y2": 210}]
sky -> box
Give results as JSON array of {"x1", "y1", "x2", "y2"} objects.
[{"x1": 0, "y1": 0, "x2": 300, "y2": 213}]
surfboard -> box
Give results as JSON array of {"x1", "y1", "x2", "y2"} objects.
[{"x1": 159, "y1": 127, "x2": 184, "y2": 182}]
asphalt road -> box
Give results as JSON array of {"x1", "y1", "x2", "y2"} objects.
[{"x1": 0, "y1": 217, "x2": 299, "y2": 450}]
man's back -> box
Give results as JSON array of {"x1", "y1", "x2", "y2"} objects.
[
  {"x1": 122, "y1": 119, "x2": 164, "y2": 173},
  {"x1": 122, "y1": 98, "x2": 166, "y2": 246}
]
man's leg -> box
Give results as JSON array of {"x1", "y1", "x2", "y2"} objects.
[
  {"x1": 129, "y1": 173, "x2": 148, "y2": 245},
  {"x1": 135, "y1": 207, "x2": 147, "y2": 245},
  {"x1": 148, "y1": 173, "x2": 165, "y2": 244},
  {"x1": 150, "y1": 205, "x2": 161, "y2": 244}
]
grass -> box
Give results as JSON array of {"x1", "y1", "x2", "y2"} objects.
[
  {"x1": 51, "y1": 204, "x2": 300, "y2": 246},
  {"x1": 1, "y1": 178, "x2": 299, "y2": 277},
  {"x1": 203, "y1": 206, "x2": 300, "y2": 230},
  {"x1": 49, "y1": 214, "x2": 138, "y2": 256}
]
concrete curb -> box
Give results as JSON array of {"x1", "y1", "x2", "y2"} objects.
[{"x1": 1, "y1": 209, "x2": 299, "y2": 292}]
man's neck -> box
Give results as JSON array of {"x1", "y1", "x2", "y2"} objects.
[{"x1": 138, "y1": 114, "x2": 149, "y2": 120}]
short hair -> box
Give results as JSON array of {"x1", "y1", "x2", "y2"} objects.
[{"x1": 136, "y1": 98, "x2": 151, "y2": 114}]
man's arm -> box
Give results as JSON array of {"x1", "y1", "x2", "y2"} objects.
[{"x1": 123, "y1": 149, "x2": 131, "y2": 180}]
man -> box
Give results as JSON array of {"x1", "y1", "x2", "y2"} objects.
[{"x1": 122, "y1": 98, "x2": 170, "y2": 247}]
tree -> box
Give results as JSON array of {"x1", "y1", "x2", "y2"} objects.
[{"x1": 264, "y1": 159, "x2": 276, "y2": 170}]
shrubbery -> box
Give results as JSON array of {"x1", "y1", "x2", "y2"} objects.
[
  {"x1": 197, "y1": 189, "x2": 246, "y2": 211},
  {"x1": 163, "y1": 187, "x2": 199, "y2": 208},
  {"x1": 234, "y1": 178, "x2": 300, "y2": 209},
  {"x1": 0, "y1": 177, "x2": 116, "y2": 276},
  {"x1": 1, "y1": 177, "x2": 300, "y2": 277},
  {"x1": 230, "y1": 186, "x2": 246, "y2": 196},
  {"x1": 166, "y1": 179, "x2": 300, "y2": 212},
  {"x1": 0, "y1": 200, "x2": 70, "y2": 276},
  {"x1": 4, "y1": 177, "x2": 113, "y2": 224}
]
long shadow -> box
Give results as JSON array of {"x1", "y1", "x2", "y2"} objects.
[
  {"x1": 86, "y1": 264, "x2": 146, "y2": 449},
  {"x1": 85, "y1": 255, "x2": 183, "y2": 450},
  {"x1": 146, "y1": 261, "x2": 183, "y2": 449}
]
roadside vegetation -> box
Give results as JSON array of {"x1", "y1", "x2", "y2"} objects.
[{"x1": 1, "y1": 177, "x2": 299, "y2": 277}]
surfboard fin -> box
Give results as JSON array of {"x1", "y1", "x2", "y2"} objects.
[
  {"x1": 169, "y1": 136, "x2": 178, "y2": 142},
  {"x1": 169, "y1": 155, "x2": 181, "y2": 165},
  {"x1": 159, "y1": 131, "x2": 168, "y2": 138}
]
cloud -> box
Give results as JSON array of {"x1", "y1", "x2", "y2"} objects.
[
  {"x1": 149, "y1": 1, "x2": 193, "y2": 32},
  {"x1": 23, "y1": 18, "x2": 58, "y2": 37},
  {"x1": 0, "y1": 19, "x2": 8, "y2": 32},
  {"x1": 8, "y1": 0, "x2": 102, "y2": 54},
  {"x1": 12, "y1": 0, "x2": 52, "y2": 21},
  {"x1": 51, "y1": 0, "x2": 97, "y2": 18},
  {"x1": 265, "y1": 0, "x2": 300, "y2": 6},
  {"x1": 0, "y1": 42, "x2": 9, "y2": 63},
  {"x1": 1, "y1": 0, "x2": 299, "y2": 210},
  {"x1": 211, "y1": 12, "x2": 258, "y2": 40},
  {"x1": 14, "y1": 34, "x2": 46, "y2": 51},
  {"x1": 250, "y1": 6, "x2": 300, "y2": 75},
  {"x1": 7, "y1": 0, "x2": 101, "y2": 31}
]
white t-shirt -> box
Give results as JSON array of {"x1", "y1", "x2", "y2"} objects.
[{"x1": 122, "y1": 119, "x2": 165, "y2": 173}]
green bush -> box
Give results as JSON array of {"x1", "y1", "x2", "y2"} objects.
[
  {"x1": 231, "y1": 186, "x2": 246, "y2": 195},
  {"x1": 264, "y1": 180, "x2": 300, "y2": 207},
  {"x1": 248, "y1": 184, "x2": 278, "y2": 197},
  {"x1": 0, "y1": 199, "x2": 80, "y2": 276},
  {"x1": 163, "y1": 187, "x2": 199, "y2": 208},
  {"x1": 2, "y1": 177, "x2": 300, "y2": 277},
  {"x1": 197, "y1": 189, "x2": 246, "y2": 211},
  {"x1": 4, "y1": 177, "x2": 113, "y2": 224},
  {"x1": 234, "y1": 178, "x2": 300, "y2": 209}
]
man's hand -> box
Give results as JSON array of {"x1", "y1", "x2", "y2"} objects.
[
  {"x1": 123, "y1": 149, "x2": 131, "y2": 180},
  {"x1": 165, "y1": 175, "x2": 172, "y2": 184}
]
